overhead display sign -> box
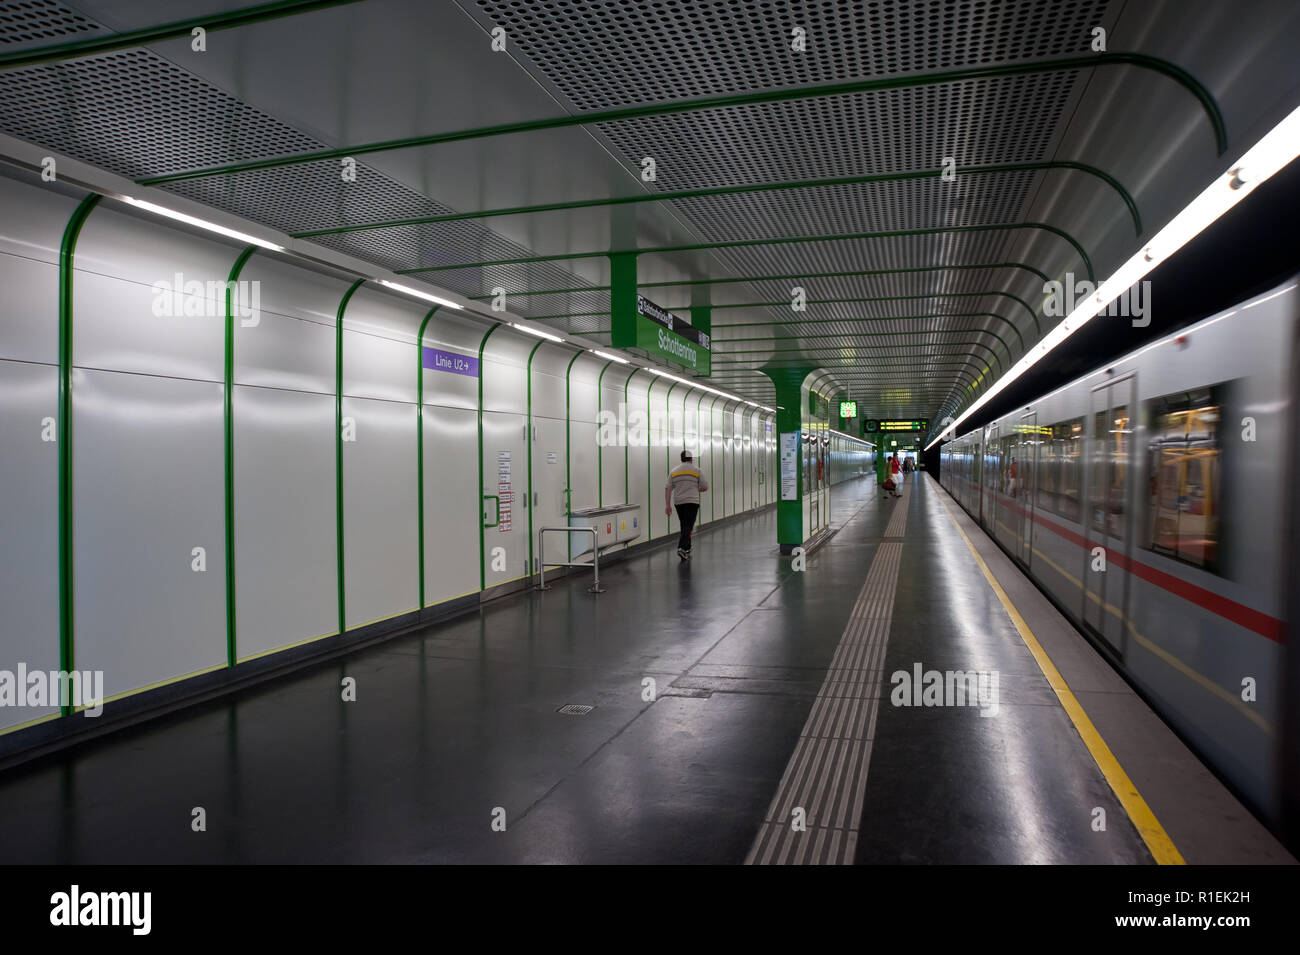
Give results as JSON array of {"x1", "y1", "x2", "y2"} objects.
[
  {"x1": 839, "y1": 401, "x2": 857, "y2": 419},
  {"x1": 879, "y1": 419, "x2": 929, "y2": 432},
  {"x1": 611, "y1": 294, "x2": 711, "y2": 374}
]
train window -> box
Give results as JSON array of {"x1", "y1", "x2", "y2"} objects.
[
  {"x1": 1146, "y1": 387, "x2": 1222, "y2": 572},
  {"x1": 1091, "y1": 405, "x2": 1131, "y2": 539},
  {"x1": 1055, "y1": 419, "x2": 1084, "y2": 521}
]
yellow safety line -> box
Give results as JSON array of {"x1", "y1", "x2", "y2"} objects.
[{"x1": 938, "y1": 493, "x2": 1185, "y2": 865}]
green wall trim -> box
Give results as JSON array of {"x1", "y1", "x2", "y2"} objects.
[
  {"x1": 334, "y1": 278, "x2": 365, "y2": 636},
  {"x1": 292, "y1": 160, "x2": 1141, "y2": 238},
  {"x1": 595, "y1": 360, "x2": 614, "y2": 507},
  {"x1": 623, "y1": 369, "x2": 640, "y2": 506},
  {"x1": 415, "y1": 305, "x2": 441, "y2": 608},
  {"x1": 398, "y1": 221, "x2": 1096, "y2": 285},
  {"x1": 476, "y1": 322, "x2": 503, "y2": 593},
  {"x1": 223, "y1": 245, "x2": 259, "y2": 668},
  {"x1": 139, "y1": 52, "x2": 1225, "y2": 186},
  {"x1": 564, "y1": 351, "x2": 582, "y2": 560},
  {"x1": 56, "y1": 193, "x2": 100, "y2": 715},
  {"x1": 525, "y1": 340, "x2": 544, "y2": 576},
  {"x1": 0, "y1": 0, "x2": 366, "y2": 71},
  {"x1": 665, "y1": 382, "x2": 679, "y2": 537}
]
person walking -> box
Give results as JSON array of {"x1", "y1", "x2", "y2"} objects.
[
  {"x1": 665, "y1": 450, "x2": 709, "y2": 561},
  {"x1": 889, "y1": 451, "x2": 903, "y2": 497},
  {"x1": 876, "y1": 447, "x2": 892, "y2": 498}
]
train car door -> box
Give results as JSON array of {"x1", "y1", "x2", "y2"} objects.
[
  {"x1": 1083, "y1": 375, "x2": 1135, "y2": 653},
  {"x1": 1016, "y1": 411, "x2": 1037, "y2": 567},
  {"x1": 981, "y1": 423, "x2": 999, "y2": 530}
]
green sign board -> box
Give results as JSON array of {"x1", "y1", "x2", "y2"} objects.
[
  {"x1": 880, "y1": 419, "x2": 929, "y2": 432},
  {"x1": 610, "y1": 288, "x2": 711, "y2": 374},
  {"x1": 839, "y1": 401, "x2": 857, "y2": 419}
]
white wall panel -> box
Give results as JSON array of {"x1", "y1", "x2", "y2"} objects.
[
  {"x1": 72, "y1": 267, "x2": 226, "y2": 383},
  {"x1": 0, "y1": 253, "x2": 59, "y2": 366},
  {"x1": 481, "y1": 332, "x2": 531, "y2": 413},
  {"x1": 235, "y1": 257, "x2": 346, "y2": 395},
  {"x1": 343, "y1": 286, "x2": 422, "y2": 403},
  {"x1": 421, "y1": 404, "x2": 480, "y2": 604},
  {"x1": 0, "y1": 360, "x2": 60, "y2": 729},
  {"x1": 72, "y1": 369, "x2": 226, "y2": 698},
  {"x1": 233, "y1": 385, "x2": 337, "y2": 660},
  {"x1": 0, "y1": 174, "x2": 75, "y2": 264},
  {"x1": 74, "y1": 210, "x2": 242, "y2": 382},
  {"x1": 343, "y1": 396, "x2": 418, "y2": 627}
]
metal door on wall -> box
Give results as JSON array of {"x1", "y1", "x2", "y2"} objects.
[
  {"x1": 531, "y1": 417, "x2": 568, "y2": 576},
  {"x1": 482, "y1": 411, "x2": 529, "y2": 589},
  {"x1": 1082, "y1": 374, "x2": 1135, "y2": 653}
]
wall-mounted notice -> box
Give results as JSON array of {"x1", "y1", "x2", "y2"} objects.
[
  {"x1": 423, "y1": 347, "x2": 479, "y2": 377},
  {"x1": 779, "y1": 431, "x2": 799, "y2": 501},
  {"x1": 497, "y1": 450, "x2": 513, "y2": 532}
]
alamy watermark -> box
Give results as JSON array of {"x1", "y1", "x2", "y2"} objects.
[
  {"x1": 151, "y1": 272, "x2": 261, "y2": 327},
  {"x1": 597, "y1": 402, "x2": 752, "y2": 448},
  {"x1": 890, "y1": 663, "x2": 999, "y2": 717},
  {"x1": 1043, "y1": 273, "x2": 1151, "y2": 328},
  {"x1": 0, "y1": 664, "x2": 104, "y2": 717}
]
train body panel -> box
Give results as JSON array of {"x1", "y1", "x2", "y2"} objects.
[{"x1": 941, "y1": 277, "x2": 1299, "y2": 828}]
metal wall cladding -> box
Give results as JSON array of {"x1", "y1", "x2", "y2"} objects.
[
  {"x1": 0, "y1": 361, "x2": 61, "y2": 730},
  {"x1": 343, "y1": 286, "x2": 422, "y2": 404},
  {"x1": 233, "y1": 385, "x2": 337, "y2": 661},
  {"x1": 75, "y1": 209, "x2": 240, "y2": 383},
  {"x1": 236, "y1": 256, "x2": 348, "y2": 396},
  {"x1": 343, "y1": 395, "x2": 419, "y2": 628},
  {"x1": 1, "y1": 173, "x2": 800, "y2": 729},
  {"x1": 71, "y1": 368, "x2": 227, "y2": 698},
  {"x1": 421, "y1": 404, "x2": 480, "y2": 603}
]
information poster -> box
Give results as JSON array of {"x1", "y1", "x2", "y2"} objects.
[
  {"x1": 497, "y1": 450, "x2": 512, "y2": 532},
  {"x1": 780, "y1": 432, "x2": 799, "y2": 501}
]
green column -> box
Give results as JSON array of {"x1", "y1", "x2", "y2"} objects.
[{"x1": 762, "y1": 366, "x2": 816, "y2": 555}]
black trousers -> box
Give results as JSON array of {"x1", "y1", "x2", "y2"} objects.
[{"x1": 675, "y1": 503, "x2": 699, "y2": 551}]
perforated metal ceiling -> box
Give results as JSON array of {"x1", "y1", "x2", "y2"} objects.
[{"x1": 1, "y1": 0, "x2": 1279, "y2": 427}]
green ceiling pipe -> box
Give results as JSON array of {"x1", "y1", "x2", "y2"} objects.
[
  {"x1": 0, "y1": 0, "x2": 366, "y2": 71},
  {"x1": 293, "y1": 160, "x2": 1141, "y2": 238},
  {"x1": 397, "y1": 221, "x2": 1095, "y2": 285},
  {"x1": 137, "y1": 52, "x2": 1225, "y2": 186}
]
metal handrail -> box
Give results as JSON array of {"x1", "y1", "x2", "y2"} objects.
[{"x1": 536, "y1": 526, "x2": 605, "y2": 594}]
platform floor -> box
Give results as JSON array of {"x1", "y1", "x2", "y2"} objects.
[{"x1": 0, "y1": 473, "x2": 1291, "y2": 864}]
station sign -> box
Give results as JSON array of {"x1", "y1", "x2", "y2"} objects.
[
  {"x1": 879, "y1": 419, "x2": 929, "y2": 432},
  {"x1": 611, "y1": 294, "x2": 711, "y2": 374}
]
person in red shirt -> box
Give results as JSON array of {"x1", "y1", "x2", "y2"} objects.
[{"x1": 889, "y1": 452, "x2": 903, "y2": 497}]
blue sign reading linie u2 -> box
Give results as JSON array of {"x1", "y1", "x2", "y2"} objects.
[{"x1": 423, "y1": 347, "x2": 479, "y2": 377}]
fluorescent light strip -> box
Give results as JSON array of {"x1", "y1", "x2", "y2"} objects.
[
  {"x1": 119, "y1": 196, "x2": 285, "y2": 252},
  {"x1": 511, "y1": 322, "x2": 565, "y2": 343},
  {"x1": 378, "y1": 279, "x2": 464, "y2": 310},
  {"x1": 926, "y1": 101, "x2": 1300, "y2": 451},
  {"x1": 591, "y1": 349, "x2": 629, "y2": 364},
  {"x1": 642, "y1": 366, "x2": 775, "y2": 412}
]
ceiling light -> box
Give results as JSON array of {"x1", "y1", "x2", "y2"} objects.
[
  {"x1": 379, "y1": 280, "x2": 464, "y2": 310},
  {"x1": 511, "y1": 322, "x2": 564, "y2": 343},
  {"x1": 119, "y1": 196, "x2": 284, "y2": 252},
  {"x1": 592, "y1": 350, "x2": 629, "y2": 364},
  {"x1": 926, "y1": 100, "x2": 1300, "y2": 451}
]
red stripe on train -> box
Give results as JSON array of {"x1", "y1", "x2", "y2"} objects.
[{"x1": 949, "y1": 476, "x2": 1285, "y2": 644}]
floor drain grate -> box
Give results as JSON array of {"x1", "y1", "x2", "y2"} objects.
[{"x1": 557, "y1": 704, "x2": 594, "y2": 716}]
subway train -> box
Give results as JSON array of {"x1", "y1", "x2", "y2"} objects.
[{"x1": 939, "y1": 276, "x2": 1299, "y2": 838}]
